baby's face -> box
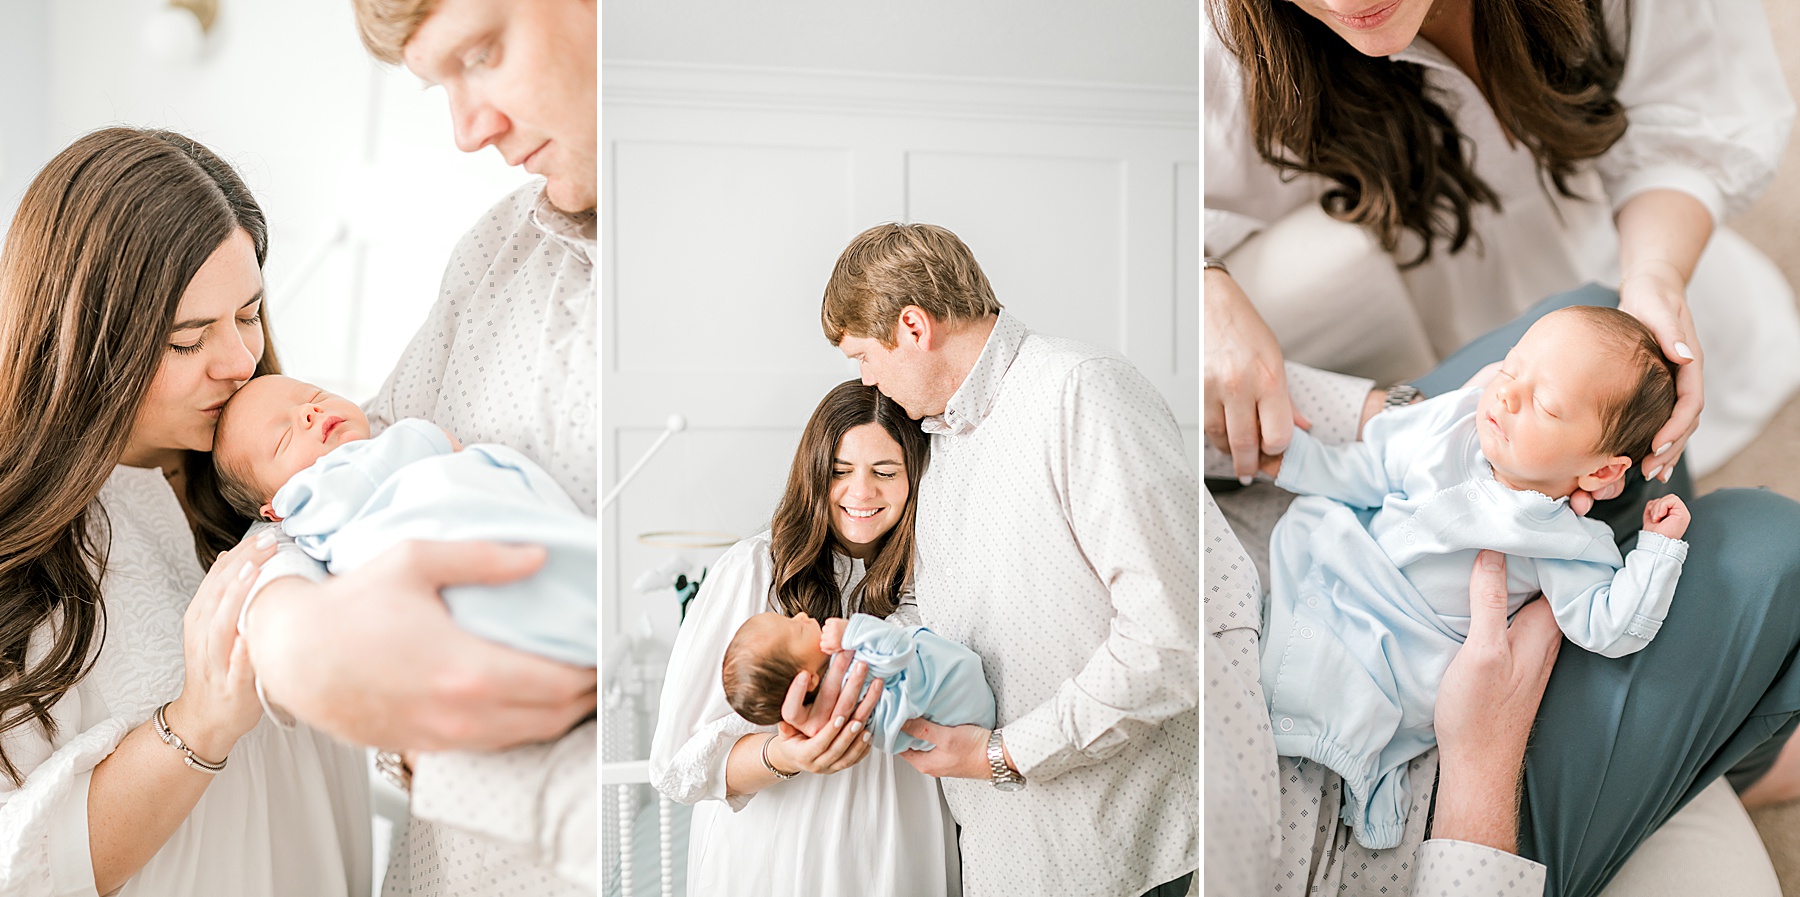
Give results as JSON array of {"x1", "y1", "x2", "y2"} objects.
[
  {"x1": 743, "y1": 611, "x2": 834, "y2": 679},
  {"x1": 215, "y1": 375, "x2": 371, "y2": 501},
  {"x1": 1477, "y1": 311, "x2": 1628, "y2": 496}
]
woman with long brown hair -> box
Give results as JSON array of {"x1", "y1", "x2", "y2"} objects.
[
  {"x1": 649, "y1": 379, "x2": 957, "y2": 897},
  {"x1": 1204, "y1": 0, "x2": 1800, "y2": 486},
  {"x1": 0, "y1": 128, "x2": 369, "y2": 895}
]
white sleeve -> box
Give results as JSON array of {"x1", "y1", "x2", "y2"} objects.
[
  {"x1": 1203, "y1": 17, "x2": 1322, "y2": 257},
  {"x1": 408, "y1": 720, "x2": 596, "y2": 889},
  {"x1": 0, "y1": 627, "x2": 133, "y2": 897},
  {"x1": 1000, "y1": 359, "x2": 1199, "y2": 781},
  {"x1": 1595, "y1": 0, "x2": 1794, "y2": 222},
  {"x1": 646, "y1": 539, "x2": 775, "y2": 812}
]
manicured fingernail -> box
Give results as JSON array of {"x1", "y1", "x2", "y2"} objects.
[
  {"x1": 1238, "y1": 476, "x2": 1253, "y2": 486},
  {"x1": 255, "y1": 532, "x2": 276, "y2": 548},
  {"x1": 1654, "y1": 442, "x2": 1673, "y2": 456},
  {"x1": 237, "y1": 562, "x2": 256, "y2": 581},
  {"x1": 863, "y1": 732, "x2": 872, "y2": 743},
  {"x1": 833, "y1": 716, "x2": 845, "y2": 728},
  {"x1": 848, "y1": 720, "x2": 863, "y2": 734},
  {"x1": 1674, "y1": 342, "x2": 1694, "y2": 360},
  {"x1": 1660, "y1": 469, "x2": 1672, "y2": 483},
  {"x1": 1644, "y1": 466, "x2": 1661, "y2": 482}
]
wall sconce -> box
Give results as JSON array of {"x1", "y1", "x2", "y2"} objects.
[{"x1": 143, "y1": 0, "x2": 219, "y2": 66}]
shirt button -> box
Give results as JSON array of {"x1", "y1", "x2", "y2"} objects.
[
  {"x1": 1467, "y1": 490, "x2": 1480, "y2": 501},
  {"x1": 1300, "y1": 627, "x2": 1314, "y2": 639},
  {"x1": 1279, "y1": 718, "x2": 1294, "y2": 732},
  {"x1": 1306, "y1": 597, "x2": 1319, "y2": 608},
  {"x1": 1405, "y1": 533, "x2": 1416, "y2": 545},
  {"x1": 570, "y1": 405, "x2": 593, "y2": 425}
]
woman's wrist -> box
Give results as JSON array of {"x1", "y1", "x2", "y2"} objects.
[
  {"x1": 763, "y1": 732, "x2": 801, "y2": 778},
  {"x1": 161, "y1": 695, "x2": 238, "y2": 764}
]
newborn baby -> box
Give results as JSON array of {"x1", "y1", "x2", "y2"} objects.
[
  {"x1": 212, "y1": 374, "x2": 596, "y2": 667},
  {"x1": 1260, "y1": 305, "x2": 1690, "y2": 849},
  {"x1": 722, "y1": 611, "x2": 995, "y2": 753}
]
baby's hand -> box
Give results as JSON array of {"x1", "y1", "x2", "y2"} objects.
[
  {"x1": 820, "y1": 617, "x2": 848, "y2": 654},
  {"x1": 1258, "y1": 452, "x2": 1283, "y2": 480},
  {"x1": 1643, "y1": 494, "x2": 1690, "y2": 540},
  {"x1": 439, "y1": 427, "x2": 464, "y2": 451}
]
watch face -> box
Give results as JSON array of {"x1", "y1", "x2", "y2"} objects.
[{"x1": 993, "y1": 778, "x2": 1024, "y2": 793}]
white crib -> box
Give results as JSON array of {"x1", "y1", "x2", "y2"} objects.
[{"x1": 603, "y1": 633, "x2": 689, "y2": 897}]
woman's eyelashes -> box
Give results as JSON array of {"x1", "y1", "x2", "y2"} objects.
[
  {"x1": 168, "y1": 311, "x2": 261, "y2": 354},
  {"x1": 831, "y1": 468, "x2": 898, "y2": 479}
]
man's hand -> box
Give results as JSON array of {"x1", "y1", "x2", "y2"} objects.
[
  {"x1": 896, "y1": 719, "x2": 999, "y2": 779},
  {"x1": 1432, "y1": 550, "x2": 1562, "y2": 851},
  {"x1": 243, "y1": 540, "x2": 597, "y2": 751},
  {"x1": 1643, "y1": 494, "x2": 1690, "y2": 540}
]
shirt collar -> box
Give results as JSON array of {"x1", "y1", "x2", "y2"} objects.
[
  {"x1": 1387, "y1": 35, "x2": 1460, "y2": 75},
  {"x1": 531, "y1": 187, "x2": 596, "y2": 265},
  {"x1": 921, "y1": 310, "x2": 1026, "y2": 437}
]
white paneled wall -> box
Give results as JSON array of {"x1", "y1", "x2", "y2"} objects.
[{"x1": 602, "y1": 61, "x2": 1198, "y2": 651}]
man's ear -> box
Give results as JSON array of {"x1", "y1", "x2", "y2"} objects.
[
  {"x1": 1576, "y1": 455, "x2": 1632, "y2": 493},
  {"x1": 260, "y1": 502, "x2": 282, "y2": 523},
  {"x1": 895, "y1": 305, "x2": 937, "y2": 351}
]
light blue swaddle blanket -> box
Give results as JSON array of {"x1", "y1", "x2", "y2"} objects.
[
  {"x1": 272, "y1": 417, "x2": 597, "y2": 666},
  {"x1": 840, "y1": 612, "x2": 995, "y2": 753}
]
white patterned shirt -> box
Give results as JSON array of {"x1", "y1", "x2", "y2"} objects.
[
  {"x1": 1205, "y1": 364, "x2": 1547, "y2": 896},
  {"x1": 363, "y1": 180, "x2": 596, "y2": 896},
  {"x1": 911, "y1": 311, "x2": 1199, "y2": 897}
]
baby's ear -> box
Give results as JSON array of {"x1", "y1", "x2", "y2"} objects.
[
  {"x1": 259, "y1": 502, "x2": 281, "y2": 523},
  {"x1": 1576, "y1": 455, "x2": 1633, "y2": 493}
]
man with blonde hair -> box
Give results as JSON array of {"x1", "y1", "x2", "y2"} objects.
[
  {"x1": 827, "y1": 223, "x2": 1199, "y2": 897},
  {"x1": 241, "y1": 0, "x2": 596, "y2": 894}
]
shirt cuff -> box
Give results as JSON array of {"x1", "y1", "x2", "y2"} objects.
[
  {"x1": 1634, "y1": 529, "x2": 1691, "y2": 562},
  {"x1": 1416, "y1": 839, "x2": 1546, "y2": 896},
  {"x1": 47, "y1": 768, "x2": 96, "y2": 897},
  {"x1": 1605, "y1": 164, "x2": 1725, "y2": 229}
]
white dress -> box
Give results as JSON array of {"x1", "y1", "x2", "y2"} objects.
[
  {"x1": 648, "y1": 532, "x2": 959, "y2": 897},
  {"x1": 0, "y1": 465, "x2": 371, "y2": 896},
  {"x1": 1204, "y1": 0, "x2": 1800, "y2": 475}
]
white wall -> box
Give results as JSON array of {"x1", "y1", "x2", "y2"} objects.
[
  {"x1": 603, "y1": 0, "x2": 1199, "y2": 88},
  {"x1": 22, "y1": 0, "x2": 532, "y2": 400},
  {"x1": 601, "y1": 6, "x2": 1199, "y2": 663}
]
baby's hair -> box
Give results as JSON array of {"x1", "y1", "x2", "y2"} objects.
[
  {"x1": 722, "y1": 619, "x2": 807, "y2": 726},
  {"x1": 1559, "y1": 305, "x2": 1679, "y2": 461},
  {"x1": 211, "y1": 394, "x2": 271, "y2": 518}
]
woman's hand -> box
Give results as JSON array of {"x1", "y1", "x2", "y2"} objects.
[
  {"x1": 1205, "y1": 268, "x2": 1308, "y2": 483},
  {"x1": 767, "y1": 651, "x2": 881, "y2": 776},
  {"x1": 1619, "y1": 264, "x2": 1703, "y2": 483},
  {"x1": 161, "y1": 534, "x2": 278, "y2": 763},
  {"x1": 1616, "y1": 188, "x2": 1715, "y2": 484}
]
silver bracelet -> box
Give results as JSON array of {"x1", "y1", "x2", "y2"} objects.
[
  {"x1": 761, "y1": 732, "x2": 798, "y2": 780},
  {"x1": 1202, "y1": 255, "x2": 1230, "y2": 274},
  {"x1": 152, "y1": 702, "x2": 228, "y2": 775}
]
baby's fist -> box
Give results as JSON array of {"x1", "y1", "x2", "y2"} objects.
[
  {"x1": 820, "y1": 617, "x2": 848, "y2": 654},
  {"x1": 1643, "y1": 494, "x2": 1690, "y2": 540}
]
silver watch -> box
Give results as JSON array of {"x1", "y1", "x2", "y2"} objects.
[
  {"x1": 1384, "y1": 384, "x2": 1423, "y2": 410},
  {"x1": 987, "y1": 729, "x2": 1025, "y2": 792}
]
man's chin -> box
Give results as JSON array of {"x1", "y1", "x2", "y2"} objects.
[{"x1": 542, "y1": 176, "x2": 596, "y2": 216}]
